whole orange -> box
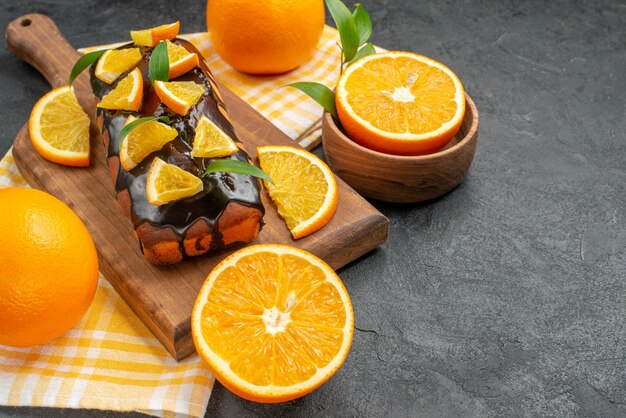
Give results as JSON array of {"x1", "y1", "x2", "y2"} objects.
[
  {"x1": 0, "y1": 188, "x2": 99, "y2": 347},
  {"x1": 206, "y1": 0, "x2": 325, "y2": 74}
]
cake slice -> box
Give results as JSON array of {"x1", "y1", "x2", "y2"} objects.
[{"x1": 90, "y1": 38, "x2": 264, "y2": 265}]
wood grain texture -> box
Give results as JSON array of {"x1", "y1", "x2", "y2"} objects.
[
  {"x1": 5, "y1": 14, "x2": 388, "y2": 360},
  {"x1": 322, "y1": 94, "x2": 479, "y2": 203}
]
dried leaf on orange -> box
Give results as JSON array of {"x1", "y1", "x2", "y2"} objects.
[
  {"x1": 29, "y1": 85, "x2": 91, "y2": 167},
  {"x1": 336, "y1": 51, "x2": 466, "y2": 155},
  {"x1": 206, "y1": 0, "x2": 325, "y2": 74},
  {"x1": 191, "y1": 244, "x2": 354, "y2": 403},
  {"x1": 131, "y1": 21, "x2": 180, "y2": 47},
  {"x1": 257, "y1": 146, "x2": 338, "y2": 239},
  {"x1": 97, "y1": 67, "x2": 144, "y2": 111},
  {"x1": 0, "y1": 188, "x2": 98, "y2": 347}
]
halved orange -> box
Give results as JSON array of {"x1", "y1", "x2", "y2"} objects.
[
  {"x1": 119, "y1": 116, "x2": 178, "y2": 171},
  {"x1": 29, "y1": 86, "x2": 90, "y2": 167},
  {"x1": 336, "y1": 51, "x2": 466, "y2": 155},
  {"x1": 97, "y1": 67, "x2": 143, "y2": 111},
  {"x1": 191, "y1": 244, "x2": 354, "y2": 403},
  {"x1": 131, "y1": 22, "x2": 180, "y2": 47},
  {"x1": 154, "y1": 81, "x2": 205, "y2": 116},
  {"x1": 94, "y1": 48, "x2": 142, "y2": 84},
  {"x1": 257, "y1": 146, "x2": 338, "y2": 239},
  {"x1": 166, "y1": 40, "x2": 199, "y2": 79},
  {"x1": 145, "y1": 158, "x2": 203, "y2": 206}
]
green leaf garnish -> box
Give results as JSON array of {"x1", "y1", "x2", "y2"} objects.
[
  {"x1": 349, "y1": 43, "x2": 376, "y2": 65},
  {"x1": 69, "y1": 49, "x2": 108, "y2": 85},
  {"x1": 353, "y1": 4, "x2": 372, "y2": 46},
  {"x1": 203, "y1": 159, "x2": 273, "y2": 184},
  {"x1": 285, "y1": 82, "x2": 337, "y2": 118},
  {"x1": 118, "y1": 116, "x2": 171, "y2": 144},
  {"x1": 325, "y1": 0, "x2": 360, "y2": 62},
  {"x1": 149, "y1": 41, "x2": 169, "y2": 85}
]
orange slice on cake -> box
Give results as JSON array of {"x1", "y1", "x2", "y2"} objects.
[
  {"x1": 94, "y1": 48, "x2": 142, "y2": 84},
  {"x1": 97, "y1": 67, "x2": 143, "y2": 111},
  {"x1": 131, "y1": 22, "x2": 180, "y2": 47},
  {"x1": 166, "y1": 40, "x2": 199, "y2": 79},
  {"x1": 154, "y1": 81, "x2": 205, "y2": 116}
]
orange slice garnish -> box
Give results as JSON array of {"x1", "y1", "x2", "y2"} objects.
[
  {"x1": 166, "y1": 40, "x2": 199, "y2": 79},
  {"x1": 145, "y1": 157, "x2": 203, "y2": 206},
  {"x1": 119, "y1": 116, "x2": 178, "y2": 171},
  {"x1": 257, "y1": 146, "x2": 338, "y2": 239},
  {"x1": 29, "y1": 86, "x2": 90, "y2": 167},
  {"x1": 336, "y1": 51, "x2": 466, "y2": 155},
  {"x1": 191, "y1": 244, "x2": 354, "y2": 403},
  {"x1": 94, "y1": 48, "x2": 142, "y2": 84},
  {"x1": 154, "y1": 81, "x2": 205, "y2": 116},
  {"x1": 131, "y1": 22, "x2": 180, "y2": 47},
  {"x1": 97, "y1": 67, "x2": 143, "y2": 111}
]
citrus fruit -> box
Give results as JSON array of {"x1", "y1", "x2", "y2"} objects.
[
  {"x1": 94, "y1": 48, "x2": 142, "y2": 84},
  {"x1": 119, "y1": 116, "x2": 178, "y2": 171},
  {"x1": 166, "y1": 40, "x2": 199, "y2": 79},
  {"x1": 97, "y1": 67, "x2": 143, "y2": 111},
  {"x1": 206, "y1": 0, "x2": 325, "y2": 74},
  {"x1": 131, "y1": 22, "x2": 180, "y2": 47},
  {"x1": 146, "y1": 158, "x2": 203, "y2": 206},
  {"x1": 257, "y1": 146, "x2": 338, "y2": 239},
  {"x1": 336, "y1": 51, "x2": 466, "y2": 155},
  {"x1": 191, "y1": 115, "x2": 238, "y2": 158},
  {"x1": 154, "y1": 81, "x2": 206, "y2": 116},
  {"x1": 0, "y1": 188, "x2": 99, "y2": 347},
  {"x1": 191, "y1": 244, "x2": 354, "y2": 403},
  {"x1": 29, "y1": 85, "x2": 90, "y2": 167}
]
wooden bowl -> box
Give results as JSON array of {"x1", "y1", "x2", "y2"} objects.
[{"x1": 322, "y1": 94, "x2": 479, "y2": 203}]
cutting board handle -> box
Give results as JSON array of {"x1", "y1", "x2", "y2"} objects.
[{"x1": 5, "y1": 13, "x2": 82, "y2": 89}]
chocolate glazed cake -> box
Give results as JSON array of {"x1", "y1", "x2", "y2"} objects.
[{"x1": 90, "y1": 39, "x2": 264, "y2": 265}]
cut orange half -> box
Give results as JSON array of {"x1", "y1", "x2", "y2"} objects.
[
  {"x1": 336, "y1": 51, "x2": 466, "y2": 155},
  {"x1": 97, "y1": 67, "x2": 143, "y2": 111},
  {"x1": 257, "y1": 146, "x2": 338, "y2": 239},
  {"x1": 131, "y1": 22, "x2": 180, "y2": 47},
  {"x1": 145, "y1": 158, "x2": 203, "y2": 206},
  {"x1": 166, "y1": 40, "x2": 199, "y2": 79},
  {"x1": 119, "y1": 116, "x2": 178, "y2": 171},
  {"x1": 29, "y1": 86, "x2": 90, "y2": 167},
  {"x1": 191, "y1": 244, "x2": 354, "y2": 403},
  {"x1": 154, "y1": 81, "x2": 205, "y2": 116},
  {"x1": 94, "y1": 48, "x2": 142, "y2": 84}
]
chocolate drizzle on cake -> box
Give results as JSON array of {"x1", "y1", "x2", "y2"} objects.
[{"x1": 90, "y1": 39, "x2": 264, "y2": 254}]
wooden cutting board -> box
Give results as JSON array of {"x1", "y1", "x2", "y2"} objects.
[{"x1": 5, "y1": 14, "x2": 388, "y2": 360}]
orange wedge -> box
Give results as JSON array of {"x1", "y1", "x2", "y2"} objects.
[
  {"x1": 94, "y1": 48, "x2": 142, "y2": 84},
  {"x1": 119, "y1": 116, "x2": 178, "y2": 171},
  {"x1": 257, "y1": 146, "x2": 338, "y2": 239},
  {"x1": 97, "y1": 67, "x2": 143, "y2": 111},
  {"x1": 154, "y1": 81, "x2": 205, "y2": 116},
  {"x1": 145, "y1": 158, "x2": 203, "y2": 206},
  {"x1": 191, "y1": 244, "x2": 354, "y2": 403},
  {"x1": 336, "y1": 51, "x2": 466, "y2": 155},
  {"x1": 29, "y1": 86, "x2": 90, "y2": 167},
  {"x1": 191, "y1": 115, "x2": 238, "y2": 158},
  {"x1": 131, "y1": 22, "x2": 180, "y2": 47},
  {"x1": 166, "y1": 40, "x2": 199, "y2": 79}
]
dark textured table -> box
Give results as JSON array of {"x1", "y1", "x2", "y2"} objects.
[{"x1": 1, "y1": 0, "x2": 625, "y2": 417}]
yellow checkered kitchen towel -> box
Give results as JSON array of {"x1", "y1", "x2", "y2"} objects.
[{"x1": 0, "y1": 27, "x2": 345, "y2": 417}]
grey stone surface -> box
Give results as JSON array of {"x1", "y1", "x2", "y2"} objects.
[{"x1": 1, "y1": 0, "x2": 625, "y2": 417}]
